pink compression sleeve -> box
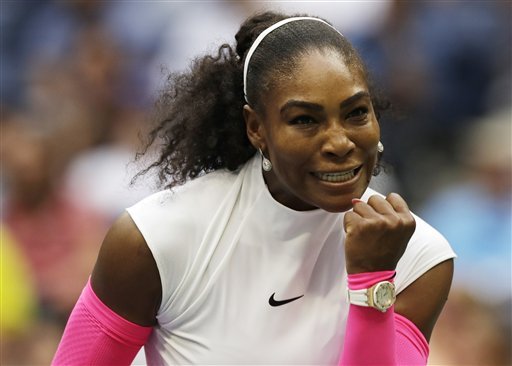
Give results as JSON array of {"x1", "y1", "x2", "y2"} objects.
[
  {"x1": 52, "y1": 279, "x2": 152, "y2": 366},
  {"x1": 395, "y1": 313, "x2": 429, "y2": 365},
  {"x1": 340, "y1": 271, "x2": 429, "y2": 366}
]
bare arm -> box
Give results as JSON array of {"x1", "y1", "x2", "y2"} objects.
[
  {"x1": 91, "y1": 212, "x2": 162, "y2": 326},
  {"x1": 395, "y1": 258, "x2": 454, "y2": 341}
]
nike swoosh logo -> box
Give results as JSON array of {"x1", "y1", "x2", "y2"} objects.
[{"x1": 268, "y1": 292, "x2": 304, "y2": 307}]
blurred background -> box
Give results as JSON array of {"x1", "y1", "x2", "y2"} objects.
[{"x1": 1, "y1": 1, "x2": 510, "y2": 364}]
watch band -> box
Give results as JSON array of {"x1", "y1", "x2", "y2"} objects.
[
  {"x1": 347, "y1": 288, "x2": 371, "y2": 307},
  {"x1": 347, "y1": 280, "x2": 396, "y2": 312}
]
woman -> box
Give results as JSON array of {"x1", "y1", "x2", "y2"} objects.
[{"x1": 53, "y1": 11, "x2": 455, "y2": 365}]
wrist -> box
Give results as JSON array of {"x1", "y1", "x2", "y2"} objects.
[
  {"x1": 346, "y1": 262, "x2": 397, "y2": 276},
  {"x1": 347, "y1": 271, "x2": 396, "y2": 312},
  {"x1": 347, "y1": 270, "x2": 396, "y2": 290}
]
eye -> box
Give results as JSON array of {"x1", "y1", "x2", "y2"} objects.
[
  {"x1": 289, "y1": 115, "x2": 316, "y2": 125},
  {"x1": 346, "y1": 107, "x2": 369, "y2": 122}
]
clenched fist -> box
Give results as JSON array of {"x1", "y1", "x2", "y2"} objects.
[{"x1": 344, "y1": 193, "x2": 416, "y2": 274}]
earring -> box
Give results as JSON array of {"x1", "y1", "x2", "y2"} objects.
[
  {"x1": 377, "y1": 141, "x2": 384, "y2": 153},
  {"x1": 259, "y1": 148, "x2": 272, "y2": 172}
]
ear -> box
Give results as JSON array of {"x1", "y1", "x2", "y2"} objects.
[{"x1": 243, "y1": 104, "x2": 267, "y2": 151}]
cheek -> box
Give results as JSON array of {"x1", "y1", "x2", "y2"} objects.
[
  {"x1": 267, "y1": 128, "x2": 310, "y2": 161},
  {"x1": 351, "y1": 123, "x2": 380, "y2": 171},
  {"x1": 351, "y1": 122, "x2": 380, "y2": 151},
  {"x1": 267, "y1": 138, "x2": 314, "y2": 187},
  {"x1": 271, "y1": 142, "x2": 309, "y2": 175}
]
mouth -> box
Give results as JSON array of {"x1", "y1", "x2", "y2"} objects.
[{"x1": 312, "y1": 165, "x2": 362, "y2": 183}]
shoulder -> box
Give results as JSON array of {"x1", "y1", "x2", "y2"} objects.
[
  {"x1": 122, "y1": 169, "x2": 242, "y2": 308},
  {"x1": 394, "y1": 217, "x2": 455, "y2": 340},
  {"x1": 397, "y1": 207, "x2": 456, "y2": 294},
  {"x1": 128, "y1": 169, "x2": 239, "y2": 220},
  {"x1": 91, "y1": 212, "x2": 161, "y2": 326},
  {"x1": 126, "y1": 169, "x2": 240, "y2": 246}
]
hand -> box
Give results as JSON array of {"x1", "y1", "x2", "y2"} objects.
[{"x1": 343, "y1": 193, "x2": 416, "y2": 274}]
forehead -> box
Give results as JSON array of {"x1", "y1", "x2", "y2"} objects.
[{"x1": 265, "y1": 49, "x2": 368, "y2": 108}]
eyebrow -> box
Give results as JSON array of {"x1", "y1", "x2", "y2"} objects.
[
  {"x1": 280, "y1": 100, "x2": 323, "y2": 115},
  {"x1": 340, "y1": 91, "x2": 371, "y2": 109},
  {"x1": 279, "y1": 91, "x2": 371, "y2": 115}
]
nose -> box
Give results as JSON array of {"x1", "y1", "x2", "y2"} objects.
[{"x1": 320, "y1": 123, "x2": 355, "y2": 158}]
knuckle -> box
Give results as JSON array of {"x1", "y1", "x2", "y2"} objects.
[
  {"x1": 386, "y1": 192, "x2": 403, "y2": 202},
  {"x1": 404, "y1": 214, "x2": 416, "y2": 228},
  {"x1": 367, "y1": 195, "x2": 384, "y2": 205},
  {"x1": 409, "y1": 217, "x2": 417, "y2": 229}
]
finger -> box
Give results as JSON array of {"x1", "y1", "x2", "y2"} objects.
[
  {"x1": 351, "y1": 198, "x2": 364, "y2": 205},
  {"x1": 367, "y1": 194, "x2": 397, "y2": 216},
  {"x1": 386, "y1": 193, "x2": 416, "y2": 230},
  {"x1": 385, "y1": 192, "x2": 411, "y2": 215},
  {"x1": 351, "y1": 198, "x2": 380, "y2": 218},
  {"x1": 351, "y1": 198, "x2": 372, "y2": 213}
]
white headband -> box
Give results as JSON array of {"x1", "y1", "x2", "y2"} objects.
[{"x1": 243, "y1": 17, "x2": 342, "y2": 104}]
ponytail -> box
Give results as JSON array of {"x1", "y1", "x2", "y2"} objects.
[{"x1": 136, "y1": 44, "x2": 255, "y2": 189}]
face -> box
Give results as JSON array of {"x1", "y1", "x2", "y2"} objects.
[{"x1": 244, "y1": 48, "x2": 380, "y2": 212}]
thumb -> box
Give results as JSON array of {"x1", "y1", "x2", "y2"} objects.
[
  {"x1": 343, "y1": 211, "x2": 358, "y2": 234},
  {"x1": 344, "y1": 198, "x2": 363, "y2": 234}
]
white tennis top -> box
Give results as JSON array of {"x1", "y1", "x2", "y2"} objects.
[{"x1": 127, "y1": 154, "x2": 455, "y2": 365}]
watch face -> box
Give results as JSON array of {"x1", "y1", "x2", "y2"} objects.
[{"x1": 374, "y1": 282, "x2": 396, "y2": 311}]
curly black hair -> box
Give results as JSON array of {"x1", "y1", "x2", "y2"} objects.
[{"x1": 136, "y1": 11, "x2": 388, "y2": 189}]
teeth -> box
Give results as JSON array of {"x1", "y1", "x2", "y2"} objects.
[{"x1": 315, "y1": 169, "x2": 356, "y2": 182}]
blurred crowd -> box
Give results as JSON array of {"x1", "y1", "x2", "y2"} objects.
[{"x1": 1, "y1": 1, "x2": 510, "y2": 365}]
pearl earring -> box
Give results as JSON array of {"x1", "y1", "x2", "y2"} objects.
[
  {"x1": 377, "y1": 141, "x2": 384, "y2": 153},
  {"x1": 259, "y1": 148, "x2": 272, "y2": 172}
]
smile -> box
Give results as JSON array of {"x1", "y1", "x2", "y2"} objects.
[{"x1": 313, "y1": 166, "x2": 362, "y2": 183}]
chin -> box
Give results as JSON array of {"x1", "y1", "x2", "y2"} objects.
[
  {"x1": 316, "y1": 187, "x2": 368, "y2": 213},
  {"x1": 314, "y1": 197, "x2": 355, "y2": 213}
]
